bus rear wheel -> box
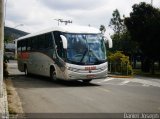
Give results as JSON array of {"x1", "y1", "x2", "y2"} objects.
[
  {"x1": 24, "y1": 65, "x2": 28, "y2": 76},
  {"x1": 50, "y1": 67, "x2": 56, "y2": 81}
]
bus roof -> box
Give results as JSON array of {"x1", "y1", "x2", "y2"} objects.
[{"x1": 17, "y1": 25, "x2": 101, "y2": 41}]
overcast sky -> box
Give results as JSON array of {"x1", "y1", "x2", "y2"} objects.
[{"x1": 5, "y1": 0, "x2": 160, "y2": 34}]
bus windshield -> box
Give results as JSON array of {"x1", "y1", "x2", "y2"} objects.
[{"x1": 64, "y1": 33, "x2": 107, "y2": 65}]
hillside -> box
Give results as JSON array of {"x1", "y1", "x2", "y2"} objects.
[{"x1": 4, "y1": 26, "x2": 29, "y2": 42}]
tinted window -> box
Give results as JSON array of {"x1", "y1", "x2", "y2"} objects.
[
  {"x1": 27, "y1": 38, "x2": 31, "y2": 51},
  {"x1": 17, "y1": 41, "x2": 21, "y2": 52},
  {"x1": 38, "y1": 35, "x2": 45, "y2": 49},
  {"x1": 45, "y1": 33, "x2": 53, "y2": 48},
  {"x1": 21, "y1": 40, "x2": 27, "y2": 51},
  {"x1": 31, "y1": 37, "x2": 38, "y2": 50}
]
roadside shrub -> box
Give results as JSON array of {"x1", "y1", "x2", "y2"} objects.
[
  {"x1": 108, "y1": 51, "x2": 133, "y2": 75},
  {"x1": 3, "y1": 62, "x2": 9, "y2": 77}
]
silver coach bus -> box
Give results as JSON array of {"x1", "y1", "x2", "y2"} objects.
[{"x1": 16, "y1": 25, "x2": 112, "y2": 82}]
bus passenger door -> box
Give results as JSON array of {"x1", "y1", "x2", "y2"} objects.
[{"x1": 53, "y1": 31, "x2": 66, "y2": 79}]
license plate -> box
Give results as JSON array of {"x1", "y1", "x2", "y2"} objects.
[{"x1": 86, "y1": 75, "x2": 96, "y2": 78}]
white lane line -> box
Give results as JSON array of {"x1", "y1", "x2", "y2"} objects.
[
  {"x1": 97, "y1": 77, "x2": 160, "y2": 88},
  {"x1": 97, "y1": 78, "x2": 114, "y2": 83},
  {"x1": 142, "y1": 84, "x2": 150, "y2": 87},
  {"x1": 131, "y1": 79, "x2": 160, "y2": 88},
  {"x1": 104, "y1": 78, "x2": 114, "y2": 81},
  {"x1": 119, "y1": 80, "x2": 130, "y2": 85}
]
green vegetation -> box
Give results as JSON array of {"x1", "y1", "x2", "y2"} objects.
[
  {"x1": 3, "y1": 62, "x2": 9, "y2": 77},
  {"x1": 99, "y1": 25, "x2": 106, "y2": 34},
  {"x1": 134, "y1": 69, "x2": 160, "y2": 79},
  {"x1": 101, "y1": 2, "x2": 160, "y2": 76},
  {"x1": 125, "y1": 2, "x2": 160, "y2": 74},
  {"x1": 108, "y1": 51, "x2": 133, "y2": 75},
  {"x1": 4, "y1": 26, "x2": 28, "y2": 42}
]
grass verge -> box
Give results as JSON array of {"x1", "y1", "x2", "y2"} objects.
[
  {"x1": 133, "y1": 69, "x2": 160, "y2": 78},
  {"x1": 4, "y1": 78, "x2": 25, "y2": 118}
]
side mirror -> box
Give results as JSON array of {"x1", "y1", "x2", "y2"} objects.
[
  {"x1": 60, "y1": 35, "x2": 68, "y2": 49},
  {"x1": 103, "y1": 33, "x2": 113, "y2": 48}
]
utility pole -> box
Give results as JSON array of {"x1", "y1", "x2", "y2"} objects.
[
  {"x1": 0, "y1": 0, "x2": 4, "y2": 97},
  {"x1": 151, "y1": 0, "x2": 153, "y2": 6}
]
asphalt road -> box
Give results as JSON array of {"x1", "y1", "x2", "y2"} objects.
[{"x1": 7, "y1": 61, "x2": 160, "y2": 118}]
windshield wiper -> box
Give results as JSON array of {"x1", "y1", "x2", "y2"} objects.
[
  {"x1": 95, "y1": 59, "x2": 106, "y2": 64},
  {"x1": 79, "y1": 48, "x2": 88, "y2": 63},
  {"x1": 67, "y1": 59, "x2": 85, "y2": 65},
  {"x1": 89, "y1": 49, "x2": 106, "y2": 64}
]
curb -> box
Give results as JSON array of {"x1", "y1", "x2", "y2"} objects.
[
  {"x1": 108, "y1": 75, "x2": 133, "y2": 78},
  {"x1": 0, "y1": 83, "x2": 9, "y2": 119}
]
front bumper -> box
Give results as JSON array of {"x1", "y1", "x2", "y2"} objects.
[{"x1": 66, "y1": 66, "x2": 108, "y2": 80}]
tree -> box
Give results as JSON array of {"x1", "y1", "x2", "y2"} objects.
[
  {"x1": 109, "y1": 9, "x2": 125, "y2": 39},
  {"x1": 111, "y1": 31, "x2": 138, "y2": 53},
  {"x1": 99, "y1": 25, "x2": 106, "y2": 34},
  {"x1": 109, "y1": 9, "x2": 125, "y2": 52},
  {"x1": 4, "y1": 36, "x2": 12, "y2": 43},
  {"x1": 125, "y1": 2, "x2": 160, "y2": 74},
  {"x1": 109, "y1": 9, "x2": 139, "y2": 68}
]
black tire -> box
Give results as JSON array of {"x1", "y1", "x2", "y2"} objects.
[
  {"x1": 83, "y1": 79, "x2": 92, "y2": 83},
  {"x1": 24, "y1": 65, "x2": 29, "y2": 76},
  {"x1": 50, "y1": 67, "x2": 57, "y2": 81}
]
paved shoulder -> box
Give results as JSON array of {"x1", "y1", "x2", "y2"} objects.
[
  {"x1": 7, "y1": 61, "x2": 25, "y2": 76},
  {"x1": 94, "y1": 77, "x2": 160, "y2": 88}
]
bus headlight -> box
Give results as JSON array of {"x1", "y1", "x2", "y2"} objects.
[{"x1": 67, "y1": 67, "x2": 79, "y2": 72}]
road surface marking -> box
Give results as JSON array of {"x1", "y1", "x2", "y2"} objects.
[
  {"x1": 96, "y1": 87, "x2": 110, "y2": 93},
  {"x1": 97, "y1": 78, "x2": 114, "y2": 83},
  {"x1": 96, "y1": 77, "x2": 160, "y2": 88},
  {"x1": 131, "y1": 78, "x2": 160, "y2": 88},
  {"x1": 142, "y1": 84, "x2": 150, "y2": 87},
  {"x1": 119, "y1": 80, "x2": 130, "y2": 85}
]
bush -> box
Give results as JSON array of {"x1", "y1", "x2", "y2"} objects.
[
  {"x1": 4, "y1": 55, "x2": 9, "y2": 63},
  {"x1": 108, "y1": 51, "x2": 133, "y2": 75},
  {"x1": 3, "y1": 62, "x2": 9, "y2": 77}
]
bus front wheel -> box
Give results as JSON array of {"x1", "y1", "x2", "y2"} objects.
[
  {"x1": 50, "y1": 67, "x2": 56, "y2": 81},
  {"x1": 83, "y1": 79, "x2": 92, "y2": 83}
]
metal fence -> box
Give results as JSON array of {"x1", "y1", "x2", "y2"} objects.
[{"x1": 108, "y1": 62, "x2": 131, "y2": 75}]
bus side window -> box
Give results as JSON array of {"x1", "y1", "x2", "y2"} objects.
[
  {"x1": 32, "y1": 37, "x2": 38, "y2": 50},
  {"x1": 38, "y1": 35, "x2": 45, "y2": 49},
  {"x1": 17, "y1": 41, "x2": 21, "y2": 52},
  {"x1": 27, "y1": 38, "x2": 31, "y2": 51},
  {"x1": 21, "y1": 40, "x2": 27, "y2": 52},
  {"x1": 45, "y1": 33, "x2": 53, "y2": 48}
]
